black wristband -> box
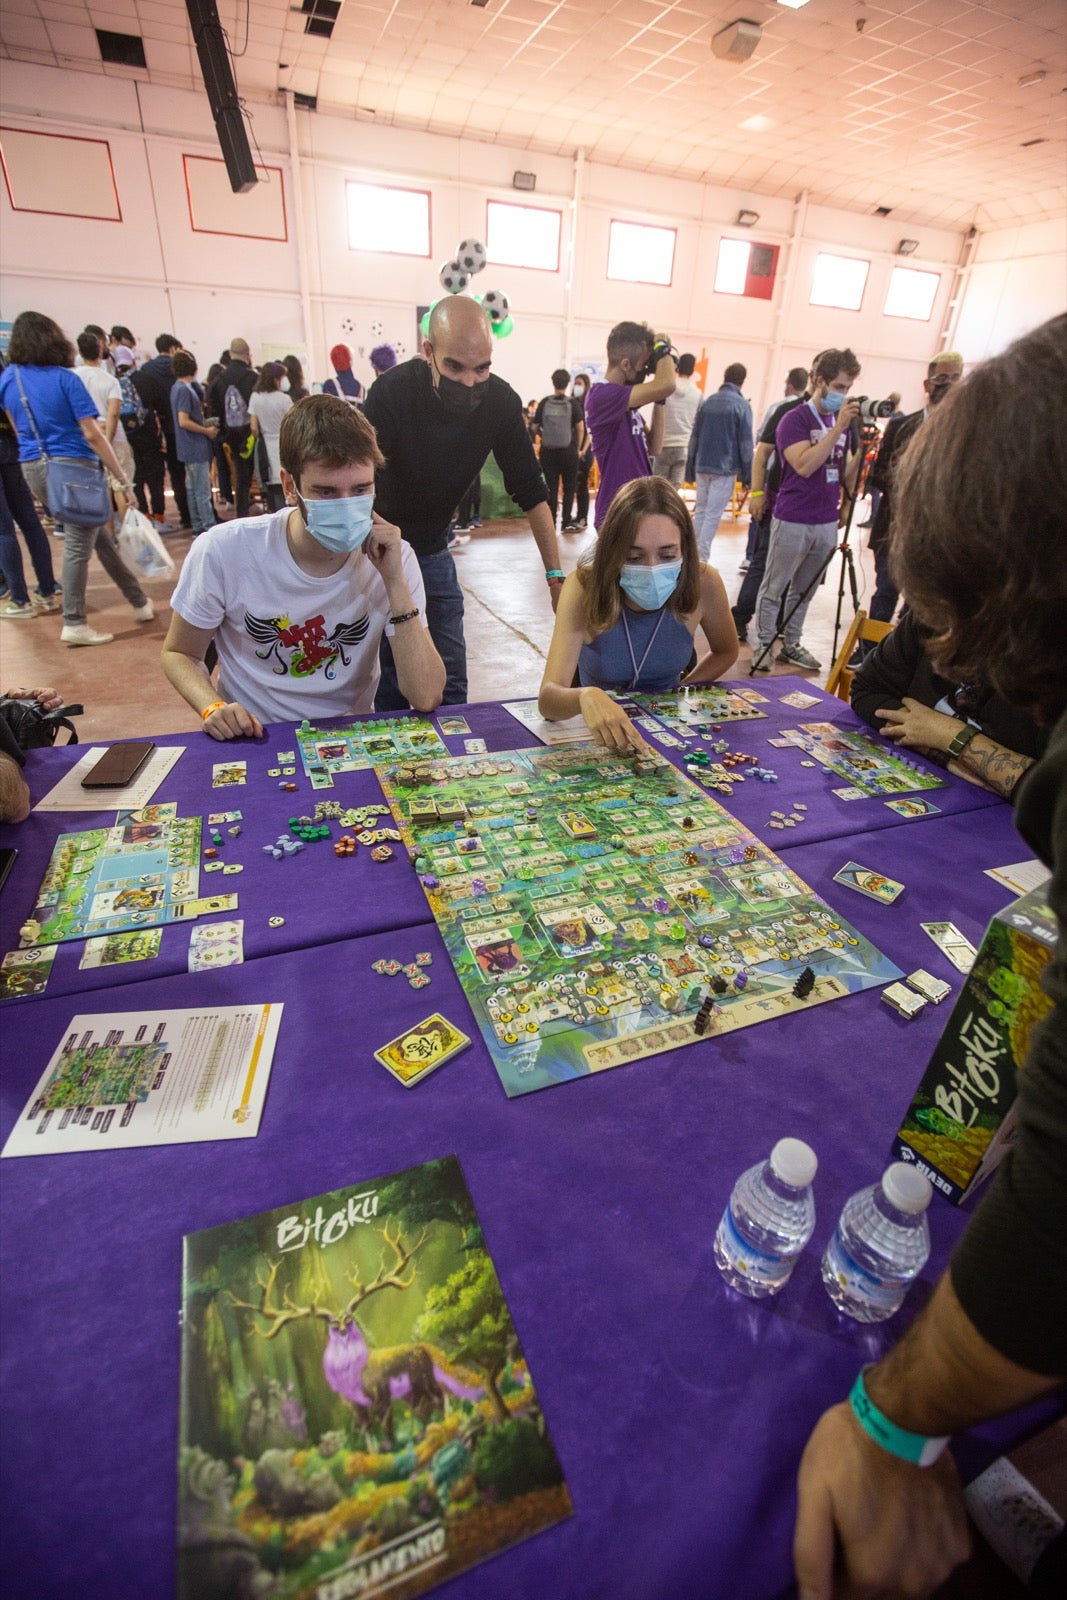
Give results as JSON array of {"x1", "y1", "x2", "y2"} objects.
[{"x1": 389, "y1": 607, "x2": 420, "y2": 627}]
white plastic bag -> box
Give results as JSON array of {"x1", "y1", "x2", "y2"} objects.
[{"x1": 117, "y1": 507, "x2": 175, "y2": 581}]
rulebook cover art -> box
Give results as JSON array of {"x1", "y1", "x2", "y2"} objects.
[{"x1": 178, "y1": 1156, "x2": 572, "y2": 1598}]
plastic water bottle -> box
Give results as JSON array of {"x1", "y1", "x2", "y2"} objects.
[
  {"x1": 714, "y1": 1138, "x2": 818, "y2": 1298},
  {"x1": 821, "y1": 1163, "x2": 932, "y2": 1323}
]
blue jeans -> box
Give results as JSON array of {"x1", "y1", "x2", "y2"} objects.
[
  {"x1": 184, "y1": 459, "x2": 215, "y2": 533},
  {"x1": 23, "y1": 459, "x2": 147, "y2": 626},
  {"x1": 0, "y1": 457, "x2": 58, "y2": 606},
  {"x1": 870, "y1": 539, "x2": 899, "y2": 624},
  {"x1": 692, "y1": 473, "x2": 735, "y2": 560},
  {"x1": 375, "y1": 546, "x2": 466, "y2": 709}
]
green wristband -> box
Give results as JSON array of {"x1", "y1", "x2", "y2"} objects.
[{"x1": 849, "y1": 1369, "x2": 950, "y2": 1468}]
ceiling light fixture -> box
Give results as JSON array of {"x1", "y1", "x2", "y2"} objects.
[
  {"x1": 776, "y1": 0, "x2": 813, "y2": 10},
  {"x1": 737, "y1": 209, "x2": 760, "y2": 227},
  {"x1": 513, "y1": 170, "x2": 536, "y2": 191},
  {"x1": 897, "y1": 239, "x2": 919, "y2": 255},
  {"x1": 1017, "y1": 69, "x2": 1047, "y2": 87},
  {"x1": 711, "y1": 20, "x2": 763, "y2": 62}
]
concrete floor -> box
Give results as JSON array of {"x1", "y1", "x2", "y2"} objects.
[{"x1": 0, "y1": 499, "x2": 881, "y2": 743}]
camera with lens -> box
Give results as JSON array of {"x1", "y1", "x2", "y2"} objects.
[
  {"x1": 854, "y1": 395, "x2": 896, "y2": 425},
  {"x1": 637, "y1": 339, "x2": 674, "y2": 381}
]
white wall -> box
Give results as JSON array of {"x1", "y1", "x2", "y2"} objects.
[
  {"x1": 2, "y1": 61, "x2": 1061, "y2": 420},
  {"x1": 952, "y1": 219, "x2": 1067, "y2": 365}
]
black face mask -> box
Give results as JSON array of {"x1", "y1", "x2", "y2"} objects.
[{"x1": 430, "y1": 353, "x2": 486, "y2": 415}]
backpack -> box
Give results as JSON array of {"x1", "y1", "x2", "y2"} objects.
[
  {"x1": 118, "y1": 372, "x2": 147, "y2": 426},
  {"x1": 224, "y1": 382, "x2": 249, "y2": 430},
  {"x1": 540, "y1": 394, "x2": 574, "y2": 450}
]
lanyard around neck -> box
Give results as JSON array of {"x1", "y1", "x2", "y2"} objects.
[{"x1": 622, "y1": 604, "x2": 667, "y2": 690}]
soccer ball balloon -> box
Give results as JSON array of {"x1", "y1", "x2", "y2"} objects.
[
  {"x1": 456, "y1": 238, "x2": 487, "y2": 274},
  {"x1": 438, "y1": 259, "x2": 470, "y2": 294},
  {"x1": 481, "y1": 288, "x2": 510, "y2": 323}
]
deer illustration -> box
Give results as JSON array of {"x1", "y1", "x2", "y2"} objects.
[{"x1": 228, "y1": 1223, "x2": 485, "y2": 1444}]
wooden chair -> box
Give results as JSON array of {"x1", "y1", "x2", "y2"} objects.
[{"x1": 825, "y1": 609, "x2": 894, "y2": 701}]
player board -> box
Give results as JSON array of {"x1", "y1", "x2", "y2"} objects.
[
  {"x1": 777, "y1": 722, "x2": 946, "y2": 797},
  {"x1": 376, "y1": 745, "x2": 901, "y2": 1099},
  {"x1": 294, "y1": 715, "x2": 448, "y2": 788},
  {"x1": 26, "y1": 804, "x2": 202, "y2": 945},
  {"x1": 630, "y1": 687, "x2": 769, "y2": 733}
]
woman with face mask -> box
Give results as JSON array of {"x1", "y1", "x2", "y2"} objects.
[
  {"x1": 248, "y1": 363, "x2": 293, "y2": 512},
  {"x1": 538, "y1": 476, "x2": 738, "y2": 751}
]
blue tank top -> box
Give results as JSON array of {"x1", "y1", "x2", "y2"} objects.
[{"x1": 578, "y1": 604, "x2": 694, "y2": 692}]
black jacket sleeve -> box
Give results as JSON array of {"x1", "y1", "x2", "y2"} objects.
[
  {"x1": 849, "y1": 612, "x2": 948, "y2": 731},
  {"x1": 949, "y1": 709, "x2": 1067, "y2": 1375}
]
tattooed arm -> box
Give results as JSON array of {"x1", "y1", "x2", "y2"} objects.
[{"x1": 875, "y1": 699, "x2": 1034, "y2": 799}]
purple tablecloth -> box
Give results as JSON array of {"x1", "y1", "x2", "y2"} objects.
[{"x1": 1, "y1": 858, "x2": 1054, "y2": 1599}]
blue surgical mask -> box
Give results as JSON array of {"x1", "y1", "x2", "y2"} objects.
[
  {"x1": 297, "y1": 492, "x2": 374, "y2": 554},
  {"x1": 820, "y1": 389, "x2": 845, "y2": 414},
  {"x1": 619, "y1": 560, "x2": 682, "y2": 610}
]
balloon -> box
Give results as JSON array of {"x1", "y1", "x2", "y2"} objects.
[{"x1": 492, "y1": 314, "x2": 515, "y2": 339}]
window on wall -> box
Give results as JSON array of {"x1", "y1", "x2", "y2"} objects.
[
  {"x1": 714, "y1": 237, "x2": 780, "y2": 299},
  {"x1": 884, "y1": 266, "x2": 940, "y2": 321},
  {"x1": 809, "y1": 252, "x2": 869, "y2": 311},
  {"x1": 607, "y1": 220, "x2": 676, "y2": 286},
  {"x1": 345, "y1": 181, "x2": 430, "y2": 256},
  {"x1": 486, "y1": 200, "x2": 562, "y2": 272}
]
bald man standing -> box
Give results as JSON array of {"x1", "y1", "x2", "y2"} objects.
[{"x1": 362, "y1": 297, "x2": 561, "y2": 707}]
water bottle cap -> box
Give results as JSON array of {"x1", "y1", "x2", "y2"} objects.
[
  {"x1": 770, "y1": 1137, "x2": 818, "y2": 1188},
  {"x1": 883, "y1": 1162, "x2": 932, "y2": 1213}
]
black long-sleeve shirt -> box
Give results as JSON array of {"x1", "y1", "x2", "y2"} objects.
[
  {"x1": 362, "y1": 359, "x2": 547, "y2": 557},
  {"x1": 950, "y1": 706, "x2": 1067, "y2": 1376}
]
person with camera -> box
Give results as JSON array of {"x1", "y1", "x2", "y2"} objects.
[
  {"x1": 584, "y1": 322, "x2": 676, "y2": 530},
  {"x1": 0, "y1": 686, "x2": 64, "y2": 821},
  {"x1": 751, "y1": 348, "x2": 862, "y2": 673}
]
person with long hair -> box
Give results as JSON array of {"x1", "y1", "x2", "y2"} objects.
[
  {"x1": 248, "y1": 362, "x2": 293, "y2": 513},
  {"x1": 0, "y1": 311, "x2": 152, "y2": 646},
  {"x1": 538, "y1": 476, "x2": 737, "y2": 750},
  {"x1": 282, "y1": 355, "x2": 308, "y2": 402},
  {"x1": 793, "y1": 314, "x2": 1067, "y2": 1600}
]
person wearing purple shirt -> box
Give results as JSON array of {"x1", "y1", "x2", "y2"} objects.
[
  {"x1": 751, "y1": 347, "x2": 861, "y2": 673},
  {"x1": 584, "y1": 322, "x2": 675, "y2": 528}
]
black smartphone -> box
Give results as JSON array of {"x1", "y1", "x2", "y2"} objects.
[
  {"x1": 0, "y1": 847, "x2": 17, "y2": 895},
  {"x1": 81, "y1": 742, "x2": 156, "y2": 788}
]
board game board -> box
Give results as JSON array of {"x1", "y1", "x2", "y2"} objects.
[
  {"x1": 630, "y1": 686, "x2": 769, "y2": 733},
  {"x1": 376, "y1": 745, "x2": 901, "y2": 1098},
  {"x1": 26, "y1": 804, "x2": 202, "y2": 945},
  {"x1": 294, "y1": 715, "x2": 448, "y2": 787},
  {"x1": 778, "y1": 722, "x2": 947, "y2": 797}
]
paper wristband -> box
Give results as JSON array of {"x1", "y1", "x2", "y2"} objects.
[
  {"x1": 849, "y1": 1369, "x2": 950, "y2": 1467},
  {"x1": 201, "y1": 701, "x2": 227, "y2": 721}
]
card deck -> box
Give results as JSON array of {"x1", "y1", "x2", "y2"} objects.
[
  {"x1": 374, "y1": 1013, "x2": 471, "y2": 1087},
  {"x1": 833, "y1": 861, "x2": 905, "y2": 905},
  {"x1": 884, "y1": 797, "x2": 942, "y2": 818}
]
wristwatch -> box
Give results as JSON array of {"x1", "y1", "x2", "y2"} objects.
[{"x1": 946, "y1": 722, "x2": 979, "y2": 759}]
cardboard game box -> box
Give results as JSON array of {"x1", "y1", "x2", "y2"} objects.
[{"x1": 893, "y1": 885, "x2": 1057, "y2": 1204}]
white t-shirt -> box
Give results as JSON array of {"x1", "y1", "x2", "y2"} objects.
[
  {"x1": 248, "y1": 390, "x2": 292, "y2": 483},
  {"x1": 74, "y1": 364, "x2": 121, "y2": 421},
  {"x1": 661, "y1": 375, "x2": 703, "y2": 449},
  {"x1": 171, "y1": 508, "x2": 426, "y2": 723}
]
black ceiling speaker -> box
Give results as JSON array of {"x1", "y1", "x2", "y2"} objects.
[{"x1": 185, "y1": 0, "x2": 258, "y2": 193}]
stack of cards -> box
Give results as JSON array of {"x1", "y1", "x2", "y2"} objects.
[
  {"x1": 374, "y1": 1014, "x2": 470, "y2": 1088},
  {"x1": 833, "y1": 861, "x2": 905, "y2": 904},
  {"x1": 921, "y1": 921, "x2": 978, "y2": 973}
]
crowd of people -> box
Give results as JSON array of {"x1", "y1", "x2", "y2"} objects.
[{"x1": 0, "y1": 293, "x2": 1064, "y2": 1596}]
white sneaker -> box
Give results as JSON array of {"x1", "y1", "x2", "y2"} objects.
[
  {"x1": 61, "y1": 623, "x2": 114, "y2": 646},
  {"x1": 133, "y1": 600, "x2": 155, "y2": 623},
  {"x1": 0, "y1": 599, "x2": 37, "y2": 619}
]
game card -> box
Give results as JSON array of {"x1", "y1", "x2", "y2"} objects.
[
  {"x1": 0, "y1": 945, "x2": 57, "y2": 1000},
  {"x1": 779, "y1": 690, "x2": 822, "y2": 709},
  {"x1": 833, "y1": 862, "x2": 905, "y2": 904},
  {"x1": 208, "y1": 810, "x2": 243, "y2": 826},
  {"x1": 189, "y1": 919, "x2": 244, "y2": 971},
  {"x1": 374, "y1": 1013, "x2": 471, "y2": 1087},
  {"x1": 80, "y1": 928, "x2": 163, "y2": 969},
  {"x1": 833, "y1": 786, "x2": 867, "y2": 801},
  {"x1": 884, "y1": 797, "x2": 942, "y2": 818},
  {"x1": 733, "y1": 687, "x2": 769, "y2": 704},
  {"x1": 767, "y1": 736, "x2": 795, "y2": 748},
  {"x1": 212, "y1": 761, "x2": 247, "y2": 788},
  {"x1": 174, "y1": 893, "x2": 239, "y2": 918},
  {"x1": 921, "y1": 921, "x2": 978, "y2": 973},
  {"x1": 438, "y1": 714, "x2": 471, "y2": 735},
  {"x1": 464, "y1": 737, "x2": 487, "y2": 753}
]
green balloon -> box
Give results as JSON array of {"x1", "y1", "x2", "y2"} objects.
[
  {"x1": 493, "y1": 314, "x2": 515, "y2": 338},
  {"x1": 420, "y1": 311, "x2": 431, "y2": 337}
]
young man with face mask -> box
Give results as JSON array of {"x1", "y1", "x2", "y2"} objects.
[
  {"x1": 583, "y1": 321, "x2": 676, "y2": 530},
  {"x1": 751, "y1": 347, "x2": 862, "y2": 673},
  {"x1": 866, "y1": 351, "x2": 964, "y2": 624},
  {"x1": 362, "y1": 295, "x2": 562, "y2": 708},
  {"x1": 161, "y1": 396, "x2": 445, "y2": 737}
]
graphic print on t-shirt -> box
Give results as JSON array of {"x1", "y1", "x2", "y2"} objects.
[{"x1": 244, "y1": 611, "x2": 370, "y2": 678}]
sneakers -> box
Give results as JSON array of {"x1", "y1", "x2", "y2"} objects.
[
  {"x1": 133, "y1": 600, "x2": 155, "y2": 623},
  {"x1": 738, "y1": 560, "x2": 750, "y2": 572},
  {"x1": 152, "y1": 518, "x2": 168, "y2": 534},
  {"x1": 35, "y1": 590, "x2": 62, "y2": 613},
  {"x1": 777, "y1": 642, "x2": 822, "y2": 671},
  {"x1": 61, "y1": 623, "x2": 114, "y2": 646},
  {"x1": 750, "y1": 650, "x2": 773, "y2": 674},
  {"x1": 0, "y1": 599, "x2": 36, "y2": 619}
]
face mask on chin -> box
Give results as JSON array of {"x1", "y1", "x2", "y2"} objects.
[
  {"x1": 430, "y1": 352, "x2": 486, "y2": 415},
  {"x1": 619, "y1": 560, "x2": 682, "y2": 611},
  {"x1": 296, "y1": 491, "x2": 374, "y2": 555}
]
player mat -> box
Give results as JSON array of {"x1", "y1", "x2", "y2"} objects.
[
  {"x1": 376, "y1": 745, "x2": 901, "y2": 1098},
  {"x1": 294, "y1": 715, "x2": 448, "y2": 788},
  {"x1": 776, "y1": 722, "x2": 947, "y2": 797},
  {"x1": 24, "y1": 804, "x2": 202, "y2": 945},
  {"x1": 629, "y1": 687, "x2": 769, "y2": 733}
]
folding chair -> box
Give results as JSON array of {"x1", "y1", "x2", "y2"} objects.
[{"x1": 825, "y1": 609, "x2": 894, "y2": 701}]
